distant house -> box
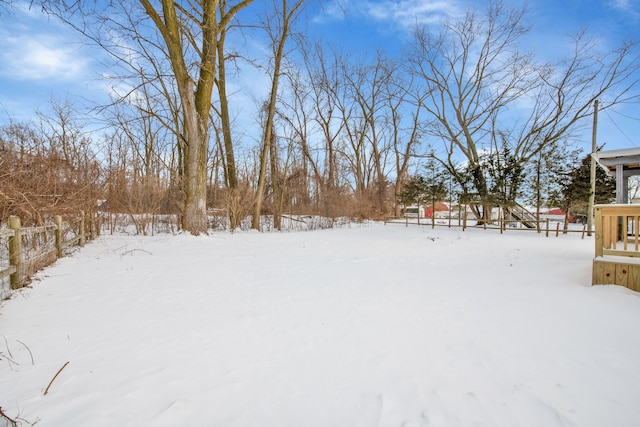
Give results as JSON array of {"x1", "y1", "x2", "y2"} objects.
[
  {"x1": 545, "y1": 208, "x2": 577, "y2": 223},
  {"x1": 403, "y1": 203, "x2": 450, "y2": 218},
  {"x1": 425, "y1": 202, "x2": 450, "y2": 218}
]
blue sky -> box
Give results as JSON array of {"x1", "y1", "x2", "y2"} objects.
[{"x1": 0, "y1": 0, "x2": 639, "y2": 153}]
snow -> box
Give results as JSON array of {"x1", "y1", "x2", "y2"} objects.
[{"x1": 2, "y1": 223, "x2": 640, "y2": 426}]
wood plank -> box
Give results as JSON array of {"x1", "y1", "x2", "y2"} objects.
[
  {"x1": 598, "y1": 205, "x2": 640, "y2": 216},
  {"x1": 21, "y1": 225, "x2": 58, "y2": 235},
  {"x1": 0, "y1": 266, "x2": 17, "y2": 280},
  {"x1": 628, "y1": 265, "x2": 640, "y2": 292},
  {"x1": 611, "y1": 215, "x2": 619, "y2": 249},
  {"x1": 595, "y1": 207, "x2": 603, "y2": 257},
  {"x1": 602, "y1": 212, "x2": 611, "y2": 249},
  {"x1": 593, "y1": 261, "x2": 605, "y2": 285},
  {"x1": 593, "y1": 260, "x2": 618, "y2": 285},
  {"x1": 623, "y1": 217, "x2": 628, "y2": 250},
  {"x1": 0, "y1": 229, "x2": 15, "y2": 238},
  {"x1": 602, "y1": 249, "x2": 640, "y2": 258},
  {"x1": 616, "y1": 263, "x2": 629, "y2": 287}
]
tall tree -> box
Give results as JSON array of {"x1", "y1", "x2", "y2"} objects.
[
  {"x1": 408, "y1": 0, "x2": 640, "y2": 222},
  {"x1": 252, "y1": 0, "x2": 306, "y2": 230},
  {"x1": 47, "y1": 0, "x2": 254, "y2": 234},
  {"x1": 141, "y1": 0, "x2": 253, "y2": 234},
  {"x1": 387, "y1": 72, "x2": 427, "y2": 217},
  {"x1": 214, "y1": 0, "x2": 245, "y2": 229},
  {"x1": 523, "y1": 141, "x2": 581, "y2": 231}
]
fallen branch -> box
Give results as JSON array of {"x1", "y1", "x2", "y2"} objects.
[
  {"x1": 0, "y1": 352, "x2": 20, "y2": 367},
  {"x1": 44, "y1": 361, "x2": 69, "y2": 396},
  {"x1": 121, "y1": 248, "x2": 152, "y2": 256},
  {"x1": 0, "y1": 406, "x2": 18, "y2": 427},
  {"x1": 2, "y1": 336, "x2": 13, "y2": 359},
  {"x1": 16, "y1": 340, "x2": 34, "y2": 365}
]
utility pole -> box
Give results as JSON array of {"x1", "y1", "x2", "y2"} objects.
[{"x1": 587, "y1": 99, "x2": 599, "y2": 236}]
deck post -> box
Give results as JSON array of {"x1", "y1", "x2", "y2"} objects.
[{"x1": 594, "y1": 206, "x2": 603, "y2": 257}]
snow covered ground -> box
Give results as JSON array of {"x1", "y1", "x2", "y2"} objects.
[{"x1": 1, "y1": 223, "x2": 640, "y2": 426}]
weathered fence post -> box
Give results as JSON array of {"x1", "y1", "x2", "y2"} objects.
[
  {"x1": 79, "y1": 211, "x2": 86, "y2": 247},
  {"x1": 88, "y1": 212, "x2": 98, "y2": 239},
  {"x1": 546, "y1": 219, "x2": 550, "y2": 238},
  {"x1": 55, "y1": 215, "x2": 63, "y2": 258},
  {"x1": 8, "y1": 215, "x2": 23, "y2": 290}
]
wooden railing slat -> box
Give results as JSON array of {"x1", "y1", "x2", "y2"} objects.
[
  {"x1": 633, "y1": 216, "x2": 640, "y2": 252},
  {"x1": 623, "y1": 216, "x2": 628, "y2": 250},
  {"x1": 594, "y1": 205, "x2": 640, "y2": 259}
]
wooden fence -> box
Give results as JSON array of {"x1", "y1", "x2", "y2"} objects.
[
  {"x1": 387, "y1": 215, "x2": 587, "y2": 238},
  {"x1": 0, "y1": 212, "x2": 98, "y2": 292},
  {"x1": 593, "y1": 204, "x2": 640, "y2": 289}
]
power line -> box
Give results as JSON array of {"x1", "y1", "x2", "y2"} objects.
[
  {"x1": 604, "y1": 109, "x2": 638, "y2": 147},
  {"x1": 610, "y1": 109, "x2": 640, "y2": 122}
]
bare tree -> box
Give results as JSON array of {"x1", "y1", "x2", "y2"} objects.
[
  {"x1": 1, "y1": 104, "x2": 101, "y2": 225},
  {"x1": 408, "y1": 0, "x2": 640, "y2": 222},
  {"x1": 301, "y1": 42, "x2": 346, "y2": 215},
  {"x1": 214, "y1": 0, "x2": 247, "y2": 229},
  {"x1": 387, "y1": 73, "x2": 428, "y2": 217},
  {"x1": 344, "y1": 52, "x2": 395, "y2": 216},
  {"x1": 47, "y1": 0, "x2": 254, "y2": 234},
  {"x1": 252, "y1": 0, "x2": 306, "y2": 230}
]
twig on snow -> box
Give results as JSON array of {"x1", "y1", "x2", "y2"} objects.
[
  {"x1": 0, "y1": 352, "x2": 20, "y2": 368},
  {"x1": 0, "y1": 406, "x2": 18, "y2": 427},
  {"x1": 16, "y1": 340, "x2": 34, "y2": 365},
  {"x1": 2, "y1": 336, "x2": 13, "y2": 359},
  {"x1": 44, "y1": 362, "x2": 69, "y2": 396},
  {"x1": 121, "y1": 248, "x2": 152, "y2": 256}
]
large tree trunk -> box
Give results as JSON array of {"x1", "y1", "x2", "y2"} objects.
[
  {"x1": 140, "y1": 0, "x2": 253, "y2": 234},
  {"x1": 181, "y1": 107, "x2": 209, "y2": 234}
]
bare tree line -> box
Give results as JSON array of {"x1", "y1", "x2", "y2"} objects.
[
  {"x1": 1, "y1": 0, "x2": 638, "y2": 232},
  {"x1": 0, "y1": 102, "x2": 101, "y2": 225}
]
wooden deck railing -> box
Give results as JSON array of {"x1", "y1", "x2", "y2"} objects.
[{"x1": 594, "y1": 204, "x2": 640, "y2": 258}]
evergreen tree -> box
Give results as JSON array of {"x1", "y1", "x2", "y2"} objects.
[
  {"x1": 398, "y1": 157, "x2": 448, "y2": 227},
  {"x1": 555, "y1": 152, "x2": 616, "y2": 230},
  {"x1": 397, "y1": 175, "x2": 429, "y2": 209},
  {"x1": 523, "y1": 141, "x2": 581, "y2": 231},
  {"x1": 484, "y1": 141, "x2": 525, "y2": 208}
]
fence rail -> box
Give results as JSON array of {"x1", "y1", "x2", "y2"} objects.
[
  {"x1": 386, "y1": 215, "x2": 586, "y2": 238},
  {"x1": 1, "y1": 212, "x2": 98, "y2": 294}
]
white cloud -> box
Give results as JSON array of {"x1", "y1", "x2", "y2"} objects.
[
  {"x1": 362, "y1": 0, "x2": 461, "y2": 27},
  {"x1": 607, "y1": 0, "x2": 640, "y2": 19},
  {"x1": 313, "y1": 0, "x2": 463, "y2": 31},
  {"x1": 0, "y1": 5, "x2": 91, "y2": 84},
  {"x1": 609, "y1": 0, "x2": 632, "y2": 10},
  {"x1": 312, "y1": 0, "x2": 350, "y2": 23},
  {"x1": 0, "y1": 35, "x2": 88, "y2": 81}
]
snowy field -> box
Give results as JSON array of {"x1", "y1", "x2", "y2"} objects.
[{"x1": 1, "y1": 223, "x2": 640, "y2": 426}]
